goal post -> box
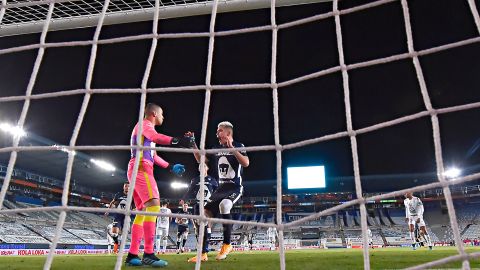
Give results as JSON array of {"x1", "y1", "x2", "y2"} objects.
[{"x1": 0, "y1": 0, "x2": 331, "y2": 37}]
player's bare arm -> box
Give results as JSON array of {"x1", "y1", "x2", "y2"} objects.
[{"x1": 226, "y1": 135, "x2": 249, "y2": 167}]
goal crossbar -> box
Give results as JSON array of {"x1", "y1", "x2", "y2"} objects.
[{"x1": 0, "y1": 0, "x2": 330, "y2": 37}]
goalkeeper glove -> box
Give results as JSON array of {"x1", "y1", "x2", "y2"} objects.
[
  {"x1": 171, "y1": 135, "x2": 196, "y2": 148},
  {"x1": 169, "y1": 164, "x2": 185, "y2": 177}
]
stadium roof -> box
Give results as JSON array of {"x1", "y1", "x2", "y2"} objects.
[{"x1": 0, "y1": 133, "x2": 127, "y2": 192}]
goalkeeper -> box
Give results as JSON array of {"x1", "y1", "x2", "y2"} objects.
[{"x1": 125, "y1": 103, "x2": 194, "y2": 267}]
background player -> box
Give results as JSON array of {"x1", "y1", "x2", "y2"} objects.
[
  {"x1": 415, "y1": 223, "x2": 425, "y2": 247},
  {"x1": 125, "y1": 103, "x2": 191, "y2": 267},
  {"x1": 181, "y1": 163, "x2": 218, "y2": 262},
  {"x1": 107, "y1": 222, "x2": 115, "y2": 254},
  {"x1": 267, "y1": 226, "x2": 277, "y2": 250},
  {"x1": 404, "y1": 192, "x2": 433, "y2": 250},
  {"x1": 247, "y1": 232, "x2": 254, "y2": 250},
  {"x1": 155, "y1": 202, "x2": 171, "y2": 254},
  {"x1": 105, "y1": 181, "x2": 131, "y2": 253},
  {"x1": 367, "y1": 227, "x2": 374, "y2": 249},
  {"x1": 187, "y1": 121, "x2": 250, "y2": 261},
  {"x1": 175, "y1": 203, "x2": 191, "y2": 254}
]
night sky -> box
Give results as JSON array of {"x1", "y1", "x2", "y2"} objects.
[{"x1": 0, "y1": 0, "x2": 479, "y2": 197}]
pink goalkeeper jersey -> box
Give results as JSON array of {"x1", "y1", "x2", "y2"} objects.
[{"x1": 130, "y1": 119, "x2": 172, "y2": 168}]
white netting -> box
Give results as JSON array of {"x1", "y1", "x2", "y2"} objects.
[{"x1": 0, "y1": 0, "x2": 480, "y2": 269}]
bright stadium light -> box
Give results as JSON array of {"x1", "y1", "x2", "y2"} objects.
[
  {"x1": 444, "y1": 167, "x2": 461, "y2": 179},
  {"x1": 171, "y1": 182, "x2": 188, "y2": 189},
  {"x1": 90, "y1": 159, "x2": 116, "y2": 172},
  {"x1": 0, "y1": 122, "x2": 26, "y2": 138}
]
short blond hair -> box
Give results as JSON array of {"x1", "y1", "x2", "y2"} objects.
[{"x1": 217, "y1": 121, "x2": 233, "y2": 129}]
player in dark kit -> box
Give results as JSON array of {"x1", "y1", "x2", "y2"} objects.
[
  {"x1": 175, "y1": 203, "x2": 191, "y2": 254},
  {"x1": 181, "y1": 163, "x2": 219, "y2": 262},
  {"x1": 186, "y1": 121, "x2": 249, "y2": 261},
  {"x1": 181, "y1": 163, "x2": 219, "y2": 215},
  {"x1": 105, "y1": 182, "x2": 132, "y2": 253}
]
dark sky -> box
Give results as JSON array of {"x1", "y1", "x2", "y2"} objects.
[{"x1": 0, "y1": 0, "x2": 480, "y2": 197}]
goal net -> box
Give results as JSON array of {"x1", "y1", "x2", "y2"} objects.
[{"x1": 1, "y1": 0, "x2": 480, "y2": 269}]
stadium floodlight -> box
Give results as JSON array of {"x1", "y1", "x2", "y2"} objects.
[
  {"x1": 444, "y1": 167, "x2": 461, "y2": 179},
  {"x1": 90, "y1": 159, "x2": 116, "y2": 172},
  {"x1": 171, "y1": 182, "x2": 189, "y2": 189},
  {"x1": 0, "y1": 122, "x2": 27, "y2": 138}
]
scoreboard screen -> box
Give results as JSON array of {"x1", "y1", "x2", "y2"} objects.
[{"x1": 287, "y1": 166, "x2": 326, "y2": 189}]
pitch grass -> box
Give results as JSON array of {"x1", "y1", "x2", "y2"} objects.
[{"x1": 1, "y1": 247, "x2": 480, "y2": 270}]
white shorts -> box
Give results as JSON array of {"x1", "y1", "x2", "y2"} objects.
[
  {"x1": 408, "y1": 216, "x2": 426, "y2": 227},
  {"x1": 107, "y1": 235, "x2": 115, "y2": 245},
  {"x1": 156, "y1": 227, "x2": 169, "y2": 239}
]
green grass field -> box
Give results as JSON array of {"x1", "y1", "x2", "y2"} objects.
[{"x1": 1, "y1": 247, "x2": 479, "y2": 270}]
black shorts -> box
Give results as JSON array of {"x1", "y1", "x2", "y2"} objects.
[
  {"x1": 177, "y1": 225, "x2": 188, "y2": 236},
  {"x1": 113, "y1": 214, "x2": 125, "y2": 230},
  {"x1": 193, "y1": 203, "x2": 200, "y2": 216},
  {"x1": 192, "y1": 202, "x2": 212, "y2": 216},
  {"x1": 205, "y1": 183, "x2": 242, "y2": 217}
]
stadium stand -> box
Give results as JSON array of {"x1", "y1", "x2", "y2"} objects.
[
  {"x1": 65, "y1": 228, "x2": 108, "y2": 245},
  {"x1": 80, "y1": 212, "x2": 111, "y2": 227},
  {"x1": 388, "y1": 208, "x2": 406, "y2": 225},
  {"x1": 462, "y1": 225, "x2": 480, "y2": 240},
  {"x1": 0, "y1": 222, "x2": 50, "y2": 244},
  {"x1": 1, "y1": 199, "x2": 110, "y2": 228},
  {"x1": 15, "y1": 202, "x2": 59, "y2": 221},
  {"x1": 3, "y1": 160, "x2": 480, "y2": 251},
  {"x1": 26, "y1": 225, "x2": 86, "y2": 244},
  {"x1": 323, "y1": 215, "x2": 335, "y2": 228},
  {"x1": 381, "y1": 227, "x2": 408, "y2": 237}
]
